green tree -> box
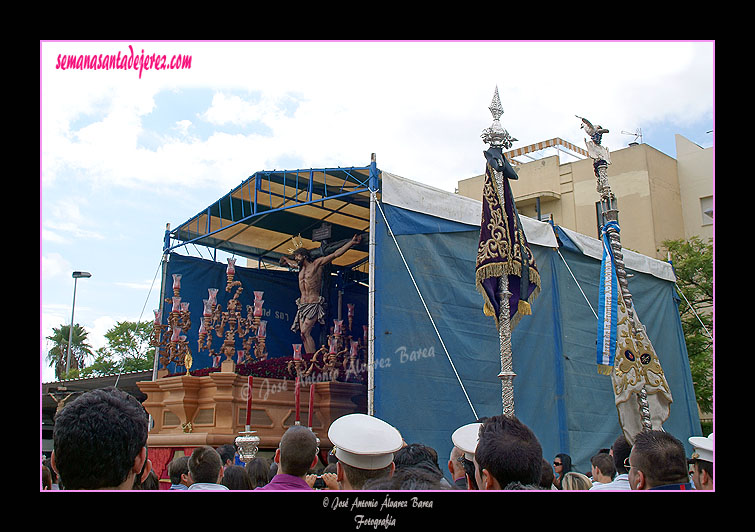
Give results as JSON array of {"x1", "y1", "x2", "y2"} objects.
[
  {"x1": 80, "y1": 320, "x2": 155, "y2": 377},
  {"x1": 45, "y1": 324, "x2": 94, "y2": 380},
  {"x1": 663, "y1": 236, "x2": 713, "y2": 416}
]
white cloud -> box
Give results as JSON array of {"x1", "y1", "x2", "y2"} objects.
[{"x1": 41, "y1": 252, "x2": 72, "y2": 281}]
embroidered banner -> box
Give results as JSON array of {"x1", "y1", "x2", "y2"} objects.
[{"x1": 475, "y1": 152, "x2": 540, "y2": 330}]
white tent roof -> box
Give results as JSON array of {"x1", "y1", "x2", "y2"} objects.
[{"x1": 380, "y1": 171, "x2": 675, "y2": 282}]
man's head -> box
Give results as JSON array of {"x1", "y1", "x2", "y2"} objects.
[
  {"x1": 394, "y1": 443, "x2": 441, "y2": 472},
  {"x1": 611, "y1": 434, "x2": 632, "y2": 475},
  {"x1": 328, "y1": 413, "x2": 403, "y2": 490},
  {"x1": 688, "y1": 433, "x2": 713, "y2": 490},
  {"x1": 628, "y1": 430, "x2": 690, "y2": 490},
  {"x1": 275, "y1": 425, "x2": 319, "y2": 478},
  {"x1": 188, "y1": 446, "x2": 224, "y2": 484},
  {"x1": 168, "y1": 455, "x2": 190, "y2": 486},
  {"x1": 590, "y1": 452, "x2": 616, "y2": 482},
  {"x1": 292, "y1": 247, "x2": 312, "y2": 265},
  {"x1": 216, "y1": 444, "x2": 236, "y2": 468},
  {"x1": 474, "y1": 415, "x2": 543, "y2": 490},
  {"x1": 51, "y1": 387, "x2": 150, "y2": 490}
]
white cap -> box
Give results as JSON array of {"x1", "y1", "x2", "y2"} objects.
[
  {"x1": 689, "y1": 433, "x2": 714, "y2": 463},
  {"x1": 452, "y1": 423, "x2": 483, "y2": 461},
  {"x1": 328, "y1": 413, "x2": 403, "y2": 470}
]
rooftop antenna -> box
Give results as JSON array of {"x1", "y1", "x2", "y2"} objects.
[{"x1": 620, "y1": 127, "x2": 643, "y2": 145}]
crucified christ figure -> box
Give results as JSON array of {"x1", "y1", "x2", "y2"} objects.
[{"x1": 279, "y1": 233, "x2": 361, "y2": 355}]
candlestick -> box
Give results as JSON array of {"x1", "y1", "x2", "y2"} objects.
[
  {"x1": 246, "y1": 375, "x2": 253, "y2": 426},
  {"x1": 307, "y1": 383, "x2": 315, "y2": 427},
  {"x1": 293, "y1": 344, "x2": 302, "y2": 360},
  {"x1": 295, "y1": 376, "x2": 301, "y2": 423}
]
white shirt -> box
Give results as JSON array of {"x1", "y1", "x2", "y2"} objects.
[{"x1": 589, "y1": 473, "x2": 631, "y2": 491}]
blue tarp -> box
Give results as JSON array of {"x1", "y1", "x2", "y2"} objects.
[{"x1": 372, "y1": 204, "x2": 701, "y2": 477}]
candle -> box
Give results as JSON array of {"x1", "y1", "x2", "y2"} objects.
[
  {"x1": 254, "y1": 291, "x2": 264, "y2": 301},
  {"x1": 350, "y1": 340, "x2": 359, "y2": 357},
  {"x1": 347, "y1": 303, "x2": 355, "y2": 317},
  {"x1": 171, "y1": 297, "x2": 182, "y2": 313},
  {"x1": 334, "y1": 319, "x2": 343, "y2": 335},
  {"x1": 181, "y1": 302, "x2": 189, "y2": 313},
  {"x1": 295, "y1": 376, "x2": 301, "y2": 423},
  {"x1": 257, "y1": 320, "x2": 267, "y2": 338},
  {"x1": 153, "y1": 309, "x2": 161, "y2": 325},
  {"x1": 172, "y1": 273, "x2": 182, "y2": 291},
  {"x1": 329, "y1": 337, "x2": 337, "y2": 354},
  {"x1": 170, "y1": 326, "x2": 181, "y2": 342},
  {"x1": 198, "y1": 321, "x2": 206, "y2": 335},
  {"x1": 308, "y1": 383, "x2": 315, "y2": 427},
  {"x1": 208, "y1": 288, "x2": 218, "y2": 306},
  {"x1": 245, "y1": 375, "x2": 253, "y2": 426},
  {"x1": 253, "y1": 300, "x2": 264, "y2": 317},
  {"x1": 237, "y1": 350, "x2": 245, "y2": 364},
  {"x1": 227, "y1": 258, "x2": 236, "y2": 276},
  {"x1": 293, "y1": 344, "x2": 302, "y2": 360},
  {"x1": 203, "y1": 299, "x2": 212, "y2": 317}
]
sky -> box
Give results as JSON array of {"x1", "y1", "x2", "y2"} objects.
[{"x1": 40, "y1": 40, "x2": 714, "y2": 383}]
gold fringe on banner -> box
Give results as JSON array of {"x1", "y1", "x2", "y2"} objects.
[{"x1": 597, "y1": 364, "x2": 613, "y2": 376}]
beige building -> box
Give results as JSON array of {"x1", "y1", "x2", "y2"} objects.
[{"x1": 456, "y1": 134, "x2": 713, "y2": 260}]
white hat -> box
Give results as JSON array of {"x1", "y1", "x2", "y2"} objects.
[
  {"x1": 328, "y1": 413, "x2": 403, "y2": 470},
  {"x1": 689, "y1": 433, "x2": 714, "y2": 463},
  {"x1": 452, "y1": 423, "x2": 483, "y2": 461}
]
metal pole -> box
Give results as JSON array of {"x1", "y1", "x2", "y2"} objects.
[
  {"x1": 65, "y1": 276, "x2": 78, "y2": 376},
  {"x1": 367, "y1": 153, "x2": 377, "y2": 416}
]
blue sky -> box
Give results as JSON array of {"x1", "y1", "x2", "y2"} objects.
[{"x1": 40, "y1": 41, "x2": 714, "y2": 383}]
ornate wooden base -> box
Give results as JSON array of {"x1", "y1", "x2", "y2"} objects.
[{"x1": 137, "y1": 365, "x2": 366, "y2": 451}]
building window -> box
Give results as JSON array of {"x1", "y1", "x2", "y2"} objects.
[
  {"x1": 700, "y1": 196, "x2": 713, "y2": 226},
  {"x1": 596, "y1": 195, "x2": 618, "y2": 237}
]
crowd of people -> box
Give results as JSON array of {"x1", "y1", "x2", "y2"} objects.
[{"x1": 41, "y1": 386, "x2": 713, "y2": 491}]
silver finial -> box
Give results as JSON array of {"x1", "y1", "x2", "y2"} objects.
[{"x1": 482, "y1": 86, "x2": 516, "y2": 149}]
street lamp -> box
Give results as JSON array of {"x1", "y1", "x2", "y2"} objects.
[{"x1": 65, "y1": 271, "x2": 92, "y2": 377}]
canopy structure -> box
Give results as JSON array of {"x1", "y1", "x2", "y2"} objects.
[
  {"x1": 171, "y1": 163, "x2": 377, "y2": 273},
  {"x1": 163, "y1": 157, "x2": 702, "y2": 475}
]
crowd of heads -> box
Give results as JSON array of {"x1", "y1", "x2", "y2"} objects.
[{"x1": 43, "y1": 386, "x2": 713, "y2": 492}]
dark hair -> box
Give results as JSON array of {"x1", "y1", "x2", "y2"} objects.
[
  {"x1": 340, "y1": 462, "x2": 394, "y2": 490},
  {"x1": 188, "y1": 446, "x2": 223, "y2": 484},
  {"x1": 692, "y1": 458, "x2": 713, "y2": 479},
  {"x1": 539, "y1": 457, "x2": 555, "y2": 489},
  {"x1": 554, "y1": 453, "x2": 573, "y2": 474},
  {"x1": 362, "y1": 465, "x2": 447, "y2": 490},
  {"x1": 292, "y1": 247, "x2": 312, "y2": 262},
  {"x1": 140, "y1": 470, "x2": 160, "y2": 490},
  {"x1": 221, "y1": 465, "x2": 253, "y2": 490},
  {"x1": 245, "y1": 457, "x2": 271, "y2": 488},
  {"x1": 475, "y1": 415, "x2": 543, "y2": 488},
  {"x1": 591, "y1": 452, "x2": 616, "y2": 479},
  {"x1": 612, "y1": 434, "x2": 632, "y2": 474},
  {"x1": 168, "y1": 455, "x2": 190, "y2": 484},
  {"x1": 279, "y1": 425, "x2": 318, "y2": 477},
  {"x1": 216, "y1": 444, "x2": 236, "y2": 465},
  {"x1": 394, "y1": 443, "x2": 442, "y2": 475},
  {"x1": 52, "y1": 387, "x2": 148, "y2": 490},
  {"x1": 631, "y1": 430, "x2": 689, "y2": 488}
]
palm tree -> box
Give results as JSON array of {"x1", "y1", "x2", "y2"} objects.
[{"x1": 45, "y1": 324, "x2": 94, "y2": 380}]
